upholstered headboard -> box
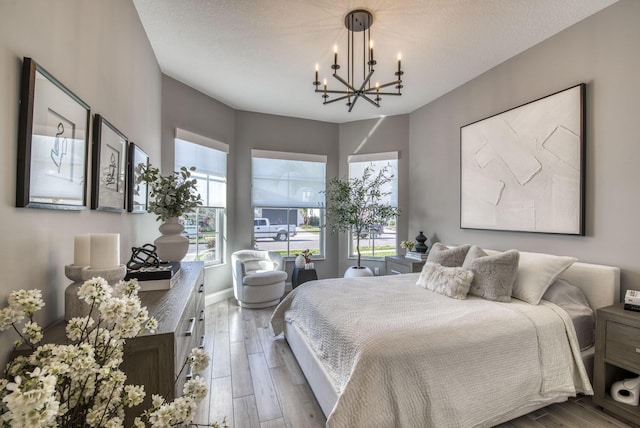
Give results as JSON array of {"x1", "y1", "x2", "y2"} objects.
[
  {"x1": 558, "y1": 261, "x2": 620, "y2": 310},
  {"x1": 446, "y1": 245, "x2": 620, "y2": 310}
]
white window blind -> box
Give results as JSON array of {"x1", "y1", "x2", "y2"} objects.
[
  {"x1": 251, "y1": 149, "x2": 327, "y2": 208},
  {"x1": 175, "y1": 133, "x2": 227, "y2": 208},
  {"x1": 348, "y1": 151, "x2": 398, "y2": 207}
]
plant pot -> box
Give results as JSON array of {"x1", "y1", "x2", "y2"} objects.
[
  {"x1": 344, "y1": 266, "x2": 374, "y2": 278},
  {"x1": 154, "y1": 217, "x2": 189, "y2": 262}
]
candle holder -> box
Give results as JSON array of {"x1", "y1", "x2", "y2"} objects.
[
  {"x1": 81, "y1": 264, "x2": 127, "y2": 283},
  {"x1": 64, "y1": 264, "x2": 88, "y2": 282},
  {"x1": 64, "y1": 265, "x2": 127, "y2": 321}
]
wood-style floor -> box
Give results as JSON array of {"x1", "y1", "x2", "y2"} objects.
[{"x1": 193, "y1": 298, "x2": 634, "y2": 428}]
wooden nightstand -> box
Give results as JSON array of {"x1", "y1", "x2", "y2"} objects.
[
  {"x1": 593, "y1": 303, "x2": 640, "y2": 425},
  {"x1": 385, "y1": 255, "x2": 426, "y2": 275}
]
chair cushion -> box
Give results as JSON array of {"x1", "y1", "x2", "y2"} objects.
[{"x1": 243, "y1": 270, "x2": 287, "y2": 286}]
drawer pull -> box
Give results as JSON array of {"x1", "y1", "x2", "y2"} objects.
[
  {"x1": 390, "y1": 270, "x2": 402, "y2": 275},
  {"x1": 199, "y1": 335, "x2": 205, "y2": 348},
  {"x1": 198, "y1": 283, "x2": 204, "y2": 293},
  {"x1": 199, "y1": 310, "x2": 205, "y2": 322},
  {"x1": 185, "y1": 317, "x2": 195, "y2": 336},
  {"x1": 636, "y1": 348, "x2": 640, "y2": 354}
]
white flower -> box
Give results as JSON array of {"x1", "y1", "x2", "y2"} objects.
[
  {"x1": 65, "y1": 316, "x2": 94, "y2": 341},
  {"x1": 146, "y1": 317, "x2": 158, "y2": 333},
  {"x1": 151, "y1": 394, "x2": 165, "y2": 408},
  {"x1": 113, "y1": 278, "x2": 140, "y2": 297},
  {"x1": 183, "y1": 376, "x2": 208, "y2": 401},
  {"x1": 78, "y1": 277, "x2": 112, "y2": 304},
  {"x1": 124, "y1": 384, "x2": 146, "y2": 407},
  {"x1": 0, "y1": 306, "x2": 25, "y2": 330},
  {"x1": 98, "y1": 296, "x2": 127, "y2": 323},
  {"x1": 189, "y1": 347, "x2": 211, "y2": 374},
  {"x1": 8, "y1": 289, "x2": 45, "y2": 315},
  {"x1": 22, "y1": 321, "x2": 43, "y2": 344}
]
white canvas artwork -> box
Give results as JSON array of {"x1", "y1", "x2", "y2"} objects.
[{"x1": 460, "y1": 84, "x2": 584, "y2": 235}]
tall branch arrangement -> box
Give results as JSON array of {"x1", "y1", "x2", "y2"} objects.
[{"x1": 324, "y1": 165, "x2": 400, "y2": 269}]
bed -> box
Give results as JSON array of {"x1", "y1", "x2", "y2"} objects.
[{"x1": 270, "y1": 247, "x2": 620, "y2": 428}]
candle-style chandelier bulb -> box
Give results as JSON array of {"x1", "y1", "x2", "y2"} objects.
[{"x1": 313, "y1": 9, "x2": 403, "y2": 112}]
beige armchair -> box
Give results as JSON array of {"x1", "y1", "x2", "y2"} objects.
[{"x1": 231, "y1": 250, "x2": 287, "y2": 308}]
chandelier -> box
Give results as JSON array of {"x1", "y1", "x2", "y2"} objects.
[{"x1": 313, "y1": 9, "x2": 403, "y2": 112}]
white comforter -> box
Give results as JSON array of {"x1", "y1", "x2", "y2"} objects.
[{"x1": 270, "y1": 273, "x2": 592, "y2": 428}]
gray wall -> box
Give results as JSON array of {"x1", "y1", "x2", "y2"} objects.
[
  {"x1": 234, "y1": 111, "x2": 340, "y2": 280},
  {"x1": 161, "y1": 75, "x2": 236, "y2": 296},
  {"x1": 0, "y1": 0, "x2": 161, "y2": 367},
  {"x1": 338, "y1": 115, "x2": 411, "y2": 275},
  {"x1": 409, "y1": 0, "x2": 640, "y2": 299}
]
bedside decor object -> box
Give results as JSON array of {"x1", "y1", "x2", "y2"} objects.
[
  {"x1": 414, "y1": 231, "x2": 429, "y2": 253},
  {"x1": 16, "y1": 57, "x2": 90, "y2": 210},
  {"x1": 324, "y1": 165, "x2": 400, "y2": 277},
  {"x1": 400, "y1": 240, "x2": 416, "y2": 252},
  {"x1": 137, "y1": 163, "x2": 203, "y2": 262},
  {"x1": 91, "y1": 114, "x2": 127, "y2": 212},
  {"x1": 0, "y1": 275, "x2": 211, "y2": 427},
  {"x1": 460, "y1": 83, "x2": 585, "y2": 235},
  {"x1": 611, "y1": 376, "x2": 640, "y2": 406}
]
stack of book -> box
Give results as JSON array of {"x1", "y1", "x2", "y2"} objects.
[
  {"x1": 125, "y1": 262, "x2": 181, "y2": 291},
  {"x1": 624, "y1": 289, "x2": 640, "y2": 312},
  {"x1": 405, "y1": 251, "x2": 429, "y2": 261}
]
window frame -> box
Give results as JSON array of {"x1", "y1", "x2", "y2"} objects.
[
  {"x1": 347, "y1": 151, "x2": 399, "y2": 260},
  {"x1": 175, "y1": 129, "x2": 228, "y2": 266},
  {"x1": 251, "y1": 150, "x2": 327, "y2": 259}
]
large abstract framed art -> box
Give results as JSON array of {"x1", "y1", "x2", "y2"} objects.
[
  {"x1": 16, "y1": 57, "x2": 91, "y2": 210},
  {"x1": 460, "y1": 84, "x2": 585, "y2": 235},
  {"x1": 91, "y1": 114, "x2": 127, "y2": 212}
]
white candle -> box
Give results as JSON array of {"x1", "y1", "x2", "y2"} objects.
[
  {"x1": 90, "y1": 233, "x2": 120, "y2": 269},
  {"x1": 74, "y1": 234, "x2": 90, "y2": 266}
]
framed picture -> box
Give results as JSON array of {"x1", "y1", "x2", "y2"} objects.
[
  {"x1": 460, "y1": 83, "x2": 585, "y2": 235},
  {"x1": 127, "y1": 142, "x2": 149, "y2": 213},
  {"x1": 16, "y1": 57, "x2": 91, "y2": 210},
  {"x1": 91, "y1": 114, "x2": 127, "y2": 212}
]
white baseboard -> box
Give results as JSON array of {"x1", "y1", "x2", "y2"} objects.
[{"x1": 205, "y1": 288, "x2": 234, "y2": 306}]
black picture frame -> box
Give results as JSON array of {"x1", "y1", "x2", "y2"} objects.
[
  {"x1": 16, "y1": 57, "x2": 91, "y2": 210},
  {"x1": 460, "y1": 83, "x2": 586, "y2": 235},
  {"x1": 127, "y1": 142, "x2": 149, "y2": 213},
  {"x1": 91, "y1": 114, "x2": 127, "y2": 212}
]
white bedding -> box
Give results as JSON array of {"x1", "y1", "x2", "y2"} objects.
[{"x1": 270, "y1": 273, "x2": 592, "y2": 428}]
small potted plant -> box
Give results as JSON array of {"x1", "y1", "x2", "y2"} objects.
[
  {"x1": 137, "y1": 164, "x2": 203, "y2": 262},
  {"x1": 324, "y1": 165, "x2": 400, "y2": 277}
]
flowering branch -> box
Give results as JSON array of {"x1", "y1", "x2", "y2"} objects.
[{"x1": 0, "y1": 278, "x2": 219, "y2": 427}]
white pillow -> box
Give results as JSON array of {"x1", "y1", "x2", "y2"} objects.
[
  {"x1": 417, "y1": 262, "x2": 474, "y2": 300},
  {"x1": 512, "y1": 251, "x2": 577, "y2": 304}
]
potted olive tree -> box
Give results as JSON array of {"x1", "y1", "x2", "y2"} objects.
[{"x1": 324, "y1": 165, "x2": 400, "y2": 277}]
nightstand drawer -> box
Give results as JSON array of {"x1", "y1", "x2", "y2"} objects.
[{"x1": 606, "y1": 320, "x2": 640, "y2": 370}]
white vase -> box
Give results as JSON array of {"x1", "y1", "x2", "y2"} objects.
[
  {"x1": 154, "y1": 217, "x2": 189, "y2": 262},
  {"x1": 344, "y1": 266, "x2": 374, "y2": 278},
  {"x1": 295, "y1": 254, "x2": 306, "y2": 269}
]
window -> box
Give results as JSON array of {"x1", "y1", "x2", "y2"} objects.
[
  {"x1": 175, "y1": 129, "x2": 228, "y2": 265},
  {"x1": 251, "y1": 149, "x2": 326, "y2": 258},
  {"x1": 348, "y1": 152, "x2": 398, "y2": 259}
]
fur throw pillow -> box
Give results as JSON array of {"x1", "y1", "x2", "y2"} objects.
[{"x1": 417, "y1": 262, "x2": 475, "y2": 299}]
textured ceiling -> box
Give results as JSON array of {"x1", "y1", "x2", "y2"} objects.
[{"x1": 133, "y1": 0, "x2": 617, "y2": 124}]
